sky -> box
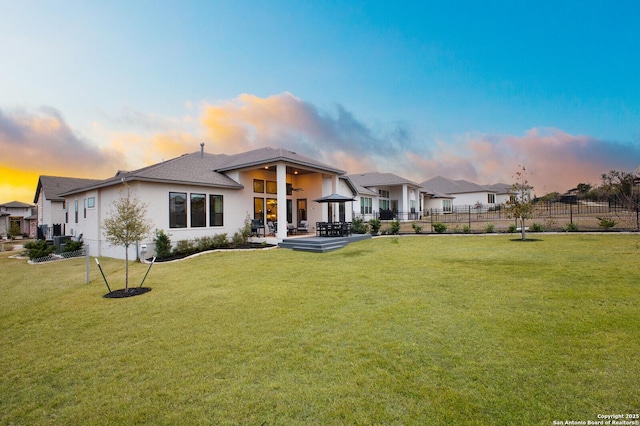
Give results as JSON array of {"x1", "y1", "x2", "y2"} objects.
[{"x1": 1, "y1": 0, "x2": 639, "y2": 203}]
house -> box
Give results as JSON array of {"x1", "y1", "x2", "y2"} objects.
[
  {"x1": 483, "y1": 183, "x2": 515, "y2": 205},
  {"x1": 420, "y1": 176, "x2": 499, "y2": 212},
  {"x1": 34, "y1": 175, "x2": 103, "y2": 239},
  {"x1": 0, "y1": 201, "x2": 36, "y2": 239},
  {"x1": 58, "y1": 145, "x2": 346, "y2": 259},
  {"x1": 344, "y1": 172, "x2": 423, "y2": 221}
]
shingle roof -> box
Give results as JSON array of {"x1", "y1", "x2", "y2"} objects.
[
  {"x1": 344, "y1": 172, "x2": 422, "y2": 196},
  {"x1": 35, "y1": 176, "x2": 104, "y2": 203},
  {"x1": 215, "y1": 147, "x2": 346, "y2": 174},
  {"x1": 483, "y1": 183, "x2": 513, "y2": 194},
  {"x1": 0, "y1": 201, "x2": 34, "y2": 208},
  {"x1": 420, "y1": 176, "x2": 493, "y2": 195},
  {"x1": 60, "y1": 152, "x2": 244, "y2": 196}
]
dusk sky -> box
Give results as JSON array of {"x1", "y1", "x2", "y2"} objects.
[{"x1": 2, "y1": 1, "x2": 639, "y2": 203}]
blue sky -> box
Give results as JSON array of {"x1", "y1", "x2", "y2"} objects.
[{"x1": 1, "y1": 1, "x2": 639, "y2": 201}]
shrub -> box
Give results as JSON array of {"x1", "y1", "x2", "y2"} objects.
[
  {"x1": 24, "y1": 240, "x2": 55, "y2": 260},
  {"x1": 390, "y1": 220, "x2": 401, "y2": 235},
  {"x1": 411, "y1": 222, "x2": 423, "y2": 233},
  {"x1": 369, "y1": 219, "x2": 381, "y2": 234},
  {"x1": 597, "y1": 217, "x2": 617, "y2": 229},
  {"x1": 8, "y1": 223, "x2": 21, "y2": 240},
  {"x1": 232, "y1": 232, "x2": 245, "y2": 247},
  {"x1": 507, "y1": 223, "x2": 517, "y2": 233},
  {"x1": 154, "y1": 229, "x2": 172, "y2": 259},
  {"x1": 194, "y1": 235, "x2": 216, "y2": 252},
  {"x1": 432, "y1": 222, "x2": 447, "y2": 233},
  {"x1": 462, "y1": 224, "x2": 471, "y2": 234},
  {"x1": 351, "y1": 217, "x2": 368, "y2": 234},
  {"x1": 63, "y1": 240, "x2": 84, "y2": 253},
  {"x1": 531, "y1": 223, "x2": 544, "y2": 232},
  {"x1": 173, "y1": 239, "x2": 197, "y2": 256},
  {"x1": 563, "y1": 223, "x2": 579, "y2": 232},
  {"x1": 212, "y1": 233, "x2": 230, "y2": 248},
  {"x1": 484, "y1": 223, "x2": 495, "y2": 233}
]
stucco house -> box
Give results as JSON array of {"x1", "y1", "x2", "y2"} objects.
[
  {"x1": 0, "y1": 201, "x2": 36, "y2": 238},
  {"x1": 58, "y1": 145, "x2": 346, "y2": 259},
  {"x1": 344, "y1": 172, "x2": 423, "y2": 220},
  {"x1": 34, "y1": 175, "x2": 103, "y2": 239},
  {"x1": 420, "y1": 176, "x2": 499, "y2": 212}
]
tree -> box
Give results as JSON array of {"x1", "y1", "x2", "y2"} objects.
[
  {"x1": 600, "y1": 169, "x2": 640, "y2": 229},
  {"x1": 504, "y1": 165, "x2": 535, "y2": 241},
  {"x1": 102, "y1": 184, "x2": 152, "y2": 292}
]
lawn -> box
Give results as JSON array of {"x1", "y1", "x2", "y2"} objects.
[{"x1": 1, "y1": 234, "x2": 638, "y2": 425}]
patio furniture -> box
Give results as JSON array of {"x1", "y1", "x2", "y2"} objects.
[
  {"x1": 297, "y1": 220, "x2": 309, "y2": 233},
  {"x1": 250, "y1": 219, "x2": 265, "y2": 237}
]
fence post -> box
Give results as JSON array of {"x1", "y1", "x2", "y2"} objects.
[
  {"x1": 468, "y1": 206, "x2": 471, "y2": 229},
  {"x1": 430, "y1": 208, "x2": 433, "y2": 232},
  {"x1": 570, "y1": 203, "x2": 573, "y2": 225},
  {"x1": 85, "y1": 244, "x2": 89, "y2": 284}
]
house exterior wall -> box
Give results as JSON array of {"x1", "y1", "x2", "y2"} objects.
[{"x1": 450, "y1": 191, "x2": 496, "y2": 209}]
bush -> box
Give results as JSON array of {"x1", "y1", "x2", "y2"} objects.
[
  {"x1": 24, "y1": 240, "x2": 55, "y2": 260},
  {"x1": 411, "y1": 222, "x2": 423, "y2": 233},
  {"x1": 390, "y1": 220, "x2": 401, "y2": 235},
  {"x1": 484, "y1": 223, "x2": 495, "y2": 233},
  {"x1": 194, "y1": 235, "x2": 216, "y2": 252},
  {"x1": 597, "y1": 217, "x2": 617, "y2": 229},
  {"x1": 154, "y1": 229, "x2": 172, "y2": 259},
  {"x1": 8, "y1": 223, "x2": 21, "y2": 240},
  {"x1": 369, "y1": 218, "x2": 381, "y2": 234},
  {"x1": 232, "y1": 232, "x2": 245, "y2": 247},
  {"x1": 432, "y1": 222, "x2": 447, "y2": 233},
  {"x1": 462, "y1": 224, "x2": 471, "y2": 234},
  {"x1": 62, "y1": 240, "x2": 84, "y2": 253},
  {"x1": 351, "y1": 217, "x2": 368, "y2": 234},
  {"x1": 507, "y1": 223, "x2": 517, "y2": 233},
  {"x1": 173, "y1": 239, "x2": 197, "y2": 256},
  {"x1": 531, "y1": 223, "x2": 544, "y2": 232},
  {"x1": 563, "y1": 223, "x2": 579, "y2": 232},
  {"x1": 212, "y1": 233, "x2": 230, "y2": 248}
]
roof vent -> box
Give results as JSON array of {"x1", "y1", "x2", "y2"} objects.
[{"x1": 200, "y1": 143, "x2": 205, "y2": 158}]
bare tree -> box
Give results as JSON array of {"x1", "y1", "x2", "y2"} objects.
[
  {"x1": 102, "y1": 184, "x2": 152, "y2": 292},
  {"x1": 601, "y1": 169, "x2": 640, "y2": 229},
  {"x1": 504, "y1": 165, "x2": 535, "y2": 240}
]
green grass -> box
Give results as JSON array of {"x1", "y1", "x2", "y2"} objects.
[{"x1": 1, "y1": 235, "x2": 639, "y2": 425}]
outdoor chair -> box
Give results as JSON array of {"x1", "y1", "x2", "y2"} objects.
[{"x1": 297, "y1": 220, "x2": 309, "y2": 233}]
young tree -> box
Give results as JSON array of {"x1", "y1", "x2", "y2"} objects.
[
  {"x1": 601, "y1": 169, "x2": 640, "y2": 229},
  {"x1": 504, "y1": 165, "x2": 535, "y2": 241},
  {"x1": 102, "y1": 184, "x2": 152, "y2": 292}
]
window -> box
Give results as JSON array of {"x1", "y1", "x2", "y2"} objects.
[
  {"x1": 65, "y1": 201, "x2": 68, "y2": 223},
  {"x1": 443, "y1": 199, "x2": 453, "y2": 213},
  {"x1": 488, "y1": 193, "x2": 496, "y2": 204},
  {"x1": 74, "y1": 200, "x2": 78, "y2": 223},
  {"x1": 266, "y1": 181, "x2": 277, "y2": 194},
  {"x1": 87, "y1": 197, "x2": 95, "y2": 208},
  {"x1": 169, "y1": 192, "x2": 187, "y2": 228},
  {"x1": 209, "y1": 195, "x2": 223, "y2": 227},
  {"x1": 191, "y1": 193, "x2": 206, "y2": 227},
  {"x1": 84, "y1": 199, "x2": 87, "y2": 219},
  {"x1": 360, "y1": 197, "x2": 372, "y2": 214},
  {"x1": 379, "y1": 189, "x2": 390, "y2": 198},
  {"x1": 253, "y1": 179, "x2": 264, "y2": 193},
  {"x1": 380, "y1": 199, "x2": 390, "y2": 210},
  {"x1": 254, "y1": 198, "x2": 265, "y2": 221}
]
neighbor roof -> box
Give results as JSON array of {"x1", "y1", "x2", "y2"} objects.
[
  {"x1": 0, "y1": 201, "x2": 34, "y2": 208},
  {"x1": 483, "y1": 183, "x2": 514, "y2": 194},
  {"x1": 34, "y1": 176, "x2": 104, "y2": 203},
  {"x1": 420, "y1": 176, "x2": 494, "y2": 195},
  {"x1": 345, "y1": 172, "x2": 421, "y2": 196}
]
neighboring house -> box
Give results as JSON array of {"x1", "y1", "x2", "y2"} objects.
[
  {"x1": 344, "y1": 172, "x2": 423, "y2": 220},
  {"x1": 34, "y1": 175, "x2": 103, "y2": 239},
  {"x1": 483, "y1": 183, "x2": 515, "y2": 205},
  {"x1": 58, "y1": 146, "x2": 346, "y2": 259},
  {"x1": 420, "y1": 176, "x2": 499, "y2": 212},
  {"x1": 0, "y1": 201, "x2": 36, "y2": 238}
]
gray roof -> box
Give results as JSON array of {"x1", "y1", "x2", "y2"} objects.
[
  {"x1": 0, "y1": 200, "x2": 34, "y2": 208},
  {"x1": 35, "y1": 176, "x2": 104, "y2": 203},
  {"x1": 60, "y1": 152, "x2": 244, "y2": 196},
  {"x1": 483, "y1": 183, "x2": 514, "y2": 194},
  {"x1": 215, "y1": 147, "x2": 346, "y2": 175},
  {"x1": 420, "y1": 176, "x2": 494, "y2": 195},
  {"x1": 345, "y1": 172, "x2": 421, "y2": 195}
]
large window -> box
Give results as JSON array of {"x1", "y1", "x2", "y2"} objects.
[
  {"x1": 169, "y1": 192, "x2": 187, "y2": 228},
  {"x1": 443, "y1": 199, "x2": 453, "y2": 213},
  {"x1": 74, "y1": 200, "x2": 78, "y2": 223},
  {"x1": 254, "y1": 198, "x2": 265, "y2": 221},
  {"x1": 191, "y1": 193, "x2": 206, "y2": 227},
  {"x1": 209, "y1": 195, "x2": 223, "y2": 226},
  {"x1": 488, "y1": 193, "x2": 496, "y2": 204},
  {"x1": 360, "y1": 197, "x2": 372, "y2": 215}
]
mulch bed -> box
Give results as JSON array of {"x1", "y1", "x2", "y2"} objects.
[
  {"x1": 104, "y1": 287, "x2": 152, "y2": 299},
  {"x1": 149, "y1": 243, "x2": 276, "y2": 263}
]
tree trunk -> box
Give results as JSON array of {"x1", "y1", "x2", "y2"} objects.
[
  {"x1": 520, "y1": 217, "x2": 526, "y2": 241},
  {"x1": 125, "y1": 244, "x2": 129, "y2": 292}
]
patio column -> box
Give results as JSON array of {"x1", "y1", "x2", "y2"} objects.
[
  {"x1": 276, "y1": 163, "x2": 287, "y2": 239},
  {"x1": 402, "y1": 184, "x2": 409, "y2": 220}
]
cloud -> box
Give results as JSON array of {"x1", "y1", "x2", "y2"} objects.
[{"x1": 0, "y1": 106, "x2": 124, "y2": 178}]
